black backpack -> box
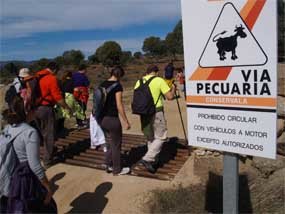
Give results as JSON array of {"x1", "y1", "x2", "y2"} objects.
[{"x1": 132, "y1": 76, "x2": 160, "y2": 116}]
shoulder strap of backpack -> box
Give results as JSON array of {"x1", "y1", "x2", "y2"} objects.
[
  {"x1": 0, "y1": 127, "x2": 28, "y2": 167},
  {"x1": 145, "y1": 76, "x2": 157, "y2": 86},
  {"x1": 106, "y1": 82, "x2": 119, "y2": 94}
]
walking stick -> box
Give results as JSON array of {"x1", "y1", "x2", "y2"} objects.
[{"x1": 174, "y1": 90, "x2": 188, "y2": 144}]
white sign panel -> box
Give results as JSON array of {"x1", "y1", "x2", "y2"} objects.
[{"x1": 181, "y1": 0, "x2": 277, "y2": 159}]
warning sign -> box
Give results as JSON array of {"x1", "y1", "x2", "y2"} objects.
[
  {"x1": 199, "y1": 2, "x2": 268, "y2": 68},
  {"x1": 181, "y1": 0, "x2": 277, "y2": 159}
]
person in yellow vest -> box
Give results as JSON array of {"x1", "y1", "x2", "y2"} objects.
[{"x1": 134, "y1": 65, "x2": 176, "y2": 173}]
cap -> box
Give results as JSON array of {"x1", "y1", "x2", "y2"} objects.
[{"x1": 18, "y1": 68, "x2": 31, "y2": 78}]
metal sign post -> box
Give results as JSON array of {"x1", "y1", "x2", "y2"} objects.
[{"x1": 223, "y1": 153, "x2": 239, "y2": 214}]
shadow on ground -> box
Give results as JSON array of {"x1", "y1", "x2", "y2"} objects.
[
  {"x1": 68, "y1": 182, "x2": 113, "y2": 214},
  {"x1": 50, "y1": 172, "x2": 66, "y2": 193},
  {"x1": 123, "y1": 137, "x2": 187, "y2": 170}
]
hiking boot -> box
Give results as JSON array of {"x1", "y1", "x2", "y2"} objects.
[{"x1": 139, "y1": 159, "x2": 155, "y2": 173}]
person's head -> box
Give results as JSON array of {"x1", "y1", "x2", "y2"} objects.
[
  {"x1": 110, "y1": 66, "x2": 125, "y2": 80},
  {"x1": 146, "y1": 65, "x2": 159, "y2": 75},
  {"x1": 47, "y1": 61, "x2": 59, "y2": 74},
  {"x1": 2, "y1": 96, "x2": 26, "y2": 125},
  {"x1": 176, "y1": 67, "x2": 183, "y2": 73},
  {"x1": 78, "y1": 64, "x2": 87, "y2": 72},
  {"x1": 61, "y1": 71, "x2": 72, "y2": 81},
  {"x1": 18, "y1": 68, "x2": 32, "y2": 79}
]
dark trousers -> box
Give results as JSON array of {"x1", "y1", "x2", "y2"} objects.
[
  {"x1": 34, "y1": 106, "x2": 55, "y2": 165},
  {"x1": 76, "y1": 101, "x2": 87, "y2": 126},
  {"x1": 101, "y1": 116, "x2": 122, "y2": 174}
]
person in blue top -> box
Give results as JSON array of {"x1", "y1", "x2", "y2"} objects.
[{"x1": 72, "y1": 64, "x2": 90, "y2": 128}]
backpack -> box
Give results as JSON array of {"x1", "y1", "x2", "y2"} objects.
[
  {"x1": 0, "y1": 126, "x2": 27, "y2": 197},
  {"x1": 5, "y1": 80, "x2": 21, "y2": 107},
  {"x1": 92, "y1": 82, "x2": 119, "y2": 121},
  {"x1": 20, "y1": 75, "x2": 46, "y2": 113},
  {"x1": 132, "y1": 76, "x2": 160, "y2": 116},
  {"x1": 164, "y1": 64, "x2": 174, "y2": 79}
]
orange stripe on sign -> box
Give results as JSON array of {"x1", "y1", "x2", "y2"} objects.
[
  {"x1": 245, "y1": 0, "x2": 266, "y2": 29},
  {"x1": 189, "y1": 67, "x2": 214, "y2": 80},
  {"x1": 240, "y1": 0, "x2": 257, "y2": 18},
  {"x1": 207, "y1": 67, "x2": 232, "y2": 80},
  {"x1": 186, "y1": 96, "x2": 276, "y2": 107}
]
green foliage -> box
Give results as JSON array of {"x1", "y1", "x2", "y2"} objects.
[
  {"x1": 30, "y1": 58, "x2": 50, "y2": 72},
  {"x1": 88, "y1": 54, "x2": 99, "y2": 64},
  {"x1": 0, "y1": 62, "x2": 20, "y2": 83},
  {"x1": 142, "y1": 36, "x2": 167, "y2": 58},
  {"x1": 62, "y1": 50, "x2": 85, "y2": 67},
  {"x1": 133, "y1": 51, "x2": 142, "y2": 59},
  {"x1": 95, "y1": 41, "x2": 122, "y2": 67},
  {"x1": 144, "y1": 185, "x2": 193, "y2": 213},
  {"x1": 120, "y1": 51, "x2": 133, "y2": 66},
  {"x1": 54, "y1": 56, "x2": 64, "y2": 68}
]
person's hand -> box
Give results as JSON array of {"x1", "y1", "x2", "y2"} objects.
[
  {"x1": 125, "y1": 121, "x2": 131, "y2": 130},
  {"x1": 43, "y1": 189, "x2": 53, "y2": 205}
]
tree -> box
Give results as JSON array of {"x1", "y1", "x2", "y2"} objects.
[
  {"x1": 0, "y1": 62, "x2": 19, "y2": 83},
  {"x1": 120, "y1": 51, "x2": 133, "y2": 65},
  {"x1": 54, "y1": 56, "x2": 64, "y2": 68},
  {"x1": 30, "y1": 58, "x2": 50, "y2": 71},
  {"x1": 142, "y1": 36, "x2": 166, "y2": 57},
  {"x1": 165, "y1": 32, "x2": 178, "y2": 58},
  {"x1": 88, "y1": 54, "x2": 99, "y2": 64},
  {"x1": 133, "y1": 51, "x2": 142, "y2": 59},
  {"x1": 95, "y1": 41, "x2": 122, "y2": 67},
  {"x1": 62, "y1": 50, "x2": 85, "y2": 67},
  {"x1": 172, "y1": 20, "x2": 184, "y2": 55}
]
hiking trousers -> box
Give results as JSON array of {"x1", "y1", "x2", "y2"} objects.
[
  {"x1": 142, "y1": 111, "x2": 167, "y2": 162},
  {"x1": 101, "y1": 116, "x2": 122, "y2": 174},
  {"x1": 34, "y1": 106, "x2": 55, "y2": 165}
]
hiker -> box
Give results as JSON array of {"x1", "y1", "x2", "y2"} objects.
[
  {"x1": 55, "y1": 71, "x2": 85, "y2": 132},
  {"x1": 4, "y1": 70, "x2": 24, "y2": 109},
  {"x1": 34, "y1": 61, "x2": 71, "y2": 168},
  {"x1": 100, "y1": 66, "x2": 131, "y2": 175},
  {"x1": 0, "y1": 96, "x2": 57, "y2": 213},
  {"x1": 18, "y1": 68, "x2": 37, "y2": 121},
  {"x1": 175, "y1": 67, "x2": 186, "y2": 99},
  {"x1": 164, "y1": 62, "x2": 175, "y2": 88},
  {"x1": 72, "y1": 64, "x2": 90, "y2": 128},
  {"x1": 134, "y1": 65, "x2": 176, "y2": 173}
]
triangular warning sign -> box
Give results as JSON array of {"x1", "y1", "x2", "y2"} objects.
[{"x1": 199, "y1": 2, "x2": 267, "y2": 68}]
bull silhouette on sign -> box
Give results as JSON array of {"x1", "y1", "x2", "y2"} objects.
[{"x1": 212, "y1": 25, "x2": 247, "y2": 61}]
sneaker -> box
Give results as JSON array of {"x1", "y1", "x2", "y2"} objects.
[
  {"x1": 114, "y1": 167, "x2": 130, "y2": 175},
  {"x1": 139, "y1": 159, "x2": 155, "y2": 173},
  {"x1": 106, "y1": 166, "x2": 113, "y2": 173}
]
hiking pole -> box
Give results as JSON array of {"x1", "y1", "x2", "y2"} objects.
[{"x1": 174, "y1": 89, "x2": 188, "y2": 144}]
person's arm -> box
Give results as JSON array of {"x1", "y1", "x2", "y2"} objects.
[
  {"x1": 116, "y1": 91, "x2": 130, "y2": 130},
  {"x1": 24, "y1": 129, "x2": 53, "y2": 205},
  {"x1": 160, "y1": 78, "x2": 176, "y2": 100}
]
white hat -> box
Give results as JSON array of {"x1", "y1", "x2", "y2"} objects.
[{"x1": 18, "y1": 68, "x2": 31, "y2": 78}]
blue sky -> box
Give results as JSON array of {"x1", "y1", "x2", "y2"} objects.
[{"x1": 1, "y1": 0, "x2": 181, "y2": 61}]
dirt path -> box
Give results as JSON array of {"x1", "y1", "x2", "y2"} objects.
[{"x1": 46, "y1": 93, "x2": 198, "y2": 213}]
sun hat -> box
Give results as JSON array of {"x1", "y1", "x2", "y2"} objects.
[{"x1": 18, "y1": 68, "x2": 31, "y2": 78}]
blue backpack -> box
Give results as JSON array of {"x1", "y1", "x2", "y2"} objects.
[
  {"x1": 92, "y1": 82, "x2": 119, "y2": 121},
  {"x1": 0, "y1": 125, "x2": 27, "y2": 197}
]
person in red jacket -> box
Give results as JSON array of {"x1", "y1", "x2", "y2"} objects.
[{"x1": 34, "y1": 61, "x2": 71, "y2": 168}]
